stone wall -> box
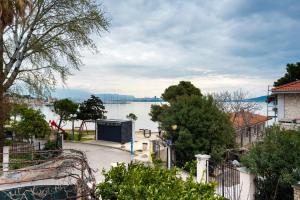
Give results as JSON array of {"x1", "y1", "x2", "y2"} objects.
[
  {"x1": 293, "y1": 184, "x2": 300, "y2": 200},
  {"x1": 284, "y1": 94, "x2": 300, "y2": 119}
]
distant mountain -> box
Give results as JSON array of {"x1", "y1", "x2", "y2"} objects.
[
  {"x1": 52, "y1": 88, "x2": 91, "y2": 101},
  {"x1": 95, "y1": 94, "x2": 135, "y2": 102},
  {"x1": 52, "y1": 88, "x2": 162, "y2": 102},
  {"x1": 245, "y1": 96, "x2": 267, "y2": 102}
]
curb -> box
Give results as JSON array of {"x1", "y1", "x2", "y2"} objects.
[{"x1": 64, "y1": 140, "x2": 132, "y2": 153}]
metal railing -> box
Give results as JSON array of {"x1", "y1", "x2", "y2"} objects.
[{"x1": 208, "y1": 161, "x2": 241, "y2": 200}]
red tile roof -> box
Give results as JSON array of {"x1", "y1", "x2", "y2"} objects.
[
  {"x1": 230, "y1": 112, "x2": 271, "y2": 129},
  {"x1": 272, "y1": 80, "x2": 300, "y2": 93}
]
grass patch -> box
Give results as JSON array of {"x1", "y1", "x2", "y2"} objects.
[{"x1": 65, "y1": 131, "x2": 95, "y2": 142}]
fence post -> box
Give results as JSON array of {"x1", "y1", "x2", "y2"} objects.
[
  {"x1": 195, "y1": 154, "x2": 211, "y2": 183},
  {"x1": 238, "y1": 167, "x2": 255, "y2": 200},
  {"x1": 3, "y1": 146, "x2": 9, "y2": 174}
]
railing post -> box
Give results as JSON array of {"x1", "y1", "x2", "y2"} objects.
[
  {"x1": 195, "y1": 154, "x2": 211, "y2": 183},
  {"x1": 3, "y1": 146, "x2": 9, "y2": 174},
  {"x1": 222, "y1": 164, "x2": 225, "y2": 197}
]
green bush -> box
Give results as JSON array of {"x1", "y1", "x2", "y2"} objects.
[
  {"x1": 44, "y1": 140, "x2": 57, "y2": 150},
  {"x1": 77, "y1": 131, "x2": 83, "y2": 141},
  {"x1": 150, "y1": 81, "x2": 235, "y2": 166},
  {"x1": 183, "y1": 160, "x2": 197, "y2": 175},
  {"x1": 11, "y1": 106, "x2": 51, "y2": 140},
  {"x1": 242, "y1": 126, "x2": 300, "y2": 200},
  {"x1": 96, "y1": 163, "x2": 225, "y2": 200}
]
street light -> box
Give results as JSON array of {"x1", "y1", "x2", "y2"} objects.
[
  {"x1": 171, "y1": 124, "x2": 177, "y2": 131},
  {"x1": 167, "y1": 124, "x2": 177, "y2": 169},
  {"x1": 70, "y1": 114, "x2": 77, "y2": 141}
]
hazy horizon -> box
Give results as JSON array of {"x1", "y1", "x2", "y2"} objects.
[{"x1": 54, "y1": 0, "x2": 300, "y2": 97}]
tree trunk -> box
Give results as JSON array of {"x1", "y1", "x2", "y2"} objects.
[{"x1": 0, "y1": 23, "x2": 5, "y2": 153}]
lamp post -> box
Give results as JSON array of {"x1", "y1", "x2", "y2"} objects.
[
  {"x1": 70, "y1": 114, "x2": 77, "y2": 141},
  {"x1": 167, "y1": 124, "x2": 177, "y2": 169},
  {"x1": 126, "y1": 113, "x2": 137, "y2": 161}
]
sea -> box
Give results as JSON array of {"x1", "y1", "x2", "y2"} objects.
[{"x1": 38, "y1": 102, "x2": 270, "y2": 132}]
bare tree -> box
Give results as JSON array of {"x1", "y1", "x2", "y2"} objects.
[
  {"x1": 0, "y1": 0, "x2": 109, "y2": 148},
  {"x1": 0, "y1": 149, "x2": 97, "y2": 199},
  {"x1": 212, "y1": 90, "x2": 262, "y2": 147}
]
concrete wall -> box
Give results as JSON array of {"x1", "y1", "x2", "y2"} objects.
[
  {"x1": 284, "y1": 94, "x2": 300, "y2": 120},
  {"x1": 235, "y1": 123, "x2": 265, "y2": 148},
  {"x1": 238, "y1": 167, "x2": 255, "y2": 200},
  {"x1": 293, "y1": 185, "x2": 300, "y2": 200},
  {"x1": 277, "y1": 94, "x2": 285, "y2": 120}
]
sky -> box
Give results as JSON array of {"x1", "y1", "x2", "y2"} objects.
[{"x1": 60, "y1": 0, "x2": 300, "y2": 97}]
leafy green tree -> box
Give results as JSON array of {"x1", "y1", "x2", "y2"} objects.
[
  {"x1": 0, "y1": 0, "x2": 108, "y2": 149},
  {"x1": 274, "y1": 63, "x2": 300, "y2": 86},
  {"x1": 126, "y1": 113, "x2": 137, "y2": 121},
  {"x1": 77, "y1": 95, "x2": 106, "y2": 136},
  {"x1": 53, "y1": 98, "x2": 78, "y2": 130},
  {"x1": 77, "y1": 95, "x2": 106, "y2": 121},
  {"x1": 162, "y1": 81, "x2": 202, "y2": 102},
  {"x1": 242, "y1": 126, "x2": 300, "y2": 200},
  {"x1": 150, "y1": 81, "x2": 235, "y2": 166},
  {"x1": 12, "y1": 107, "x2": 51, "y2": 140},
  {"x1": 96, "y1": 163, "x2": 225, "y2": 200}
]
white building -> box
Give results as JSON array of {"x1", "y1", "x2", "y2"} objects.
[{"x1": 270, "y1": 80, "x2": 300, "y2": 129}]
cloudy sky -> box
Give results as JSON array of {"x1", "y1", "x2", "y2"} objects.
[{"x1": 61, "y1": 0, "x2": 300, "y2": 97}]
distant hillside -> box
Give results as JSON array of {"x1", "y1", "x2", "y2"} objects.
[
  {"x1": 52, "y1": 88, "x2": 91, "y2": 101},
  {"x1": 245, "y1": 96, "x2": 267, "y2": 102},
  {"x1": 95, "y1": 94, "x2": 135, "y2": 102},
  {"x1": 52, "y1": 88, "x2": 162, "y2": 102}
]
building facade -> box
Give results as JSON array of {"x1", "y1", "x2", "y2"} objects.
[
  {"x1": 270, "y1": 80, "x2": 300, "y2": 129},
  {"x1": 230, "y1": 112, "x2": 270, "y2": 148}
]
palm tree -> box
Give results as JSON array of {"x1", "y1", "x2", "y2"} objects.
[{"x1": 0, "y1": 0, "x2": 32, "y2": 147}]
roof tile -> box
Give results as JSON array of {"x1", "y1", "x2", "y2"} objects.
[
  {"x1": 230, "y1": 112, "x2": 271, "y2": 129},
  {"x1": 272, "y1": 80, "x2": 300, "y2": 93}
]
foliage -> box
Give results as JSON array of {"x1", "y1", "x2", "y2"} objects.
[
  {"x1": 9, "y1": 103, "x2": 28, "y2": 119},
  {"x1": 0, "y1": 0, "x2": 109, "y2": 96},
  {"x1": 183, "y1": 160, "x2": 197, "y2": 175},
  {"x1": 77, "y1": 95, "x2": 107, "y2": 121},
  {"x1": 126, "y1": 113, "x2": 137, "y2": 121},
  {"x1": 96, "y1": 163, "x2": 225, "y2": 200},
  {"x1": 0, "y1": 0, "x2": 109, "y2": 148},
  {"x1": 162, "y1": 81, "x2": 202, "y2": 102},
  {"x1": 150, "y1": 81, "x2": 235, "y2": 166},
  {"x1": 242, "y1": 126, "x2": 300, "y2": 200},
  {"x1": 44, "y1": 140, "x2": 58, "y2": 150},
  {"x1": 12, "y1": 107, "x2": 51, "y2": 139},
  {"x1": 274, "y1": 62, "x2": 300, "y2": 86},
  {"x1": 53, "y1": 98, "x2": 78, "y2": 128},
  {"x1": 77, "y1": 131, "x2": 83, "y2": 141}
]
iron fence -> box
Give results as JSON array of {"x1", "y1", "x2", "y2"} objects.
[{"x1": 208, "y1": 161, "x2": 241, "y2": 200}]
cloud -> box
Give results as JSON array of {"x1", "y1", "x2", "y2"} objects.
[{"x1": 60, "y1": 0, "x2": 300, "y2": 97}]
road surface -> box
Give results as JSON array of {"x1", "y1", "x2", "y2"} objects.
[{"x1": 64, "y1": 142, "x2": 131, "y2": 183}]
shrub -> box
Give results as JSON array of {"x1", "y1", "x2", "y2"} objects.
[
  {"x1": 96, "y1": 163, "x2": 225, "y2": 200},
  {"x1": 150, "y1": 81, "x2": 235, "y2": 166},
  {"x1": 242, "y1": 126, "x2": 300, "y2": 200},
  {"x1": 44, "y1": 140, "x2": 58, "y2": 150}
]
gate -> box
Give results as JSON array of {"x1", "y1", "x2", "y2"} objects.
[{"x1": 208, "y1": 162, "x2": 241, "y2": 200}]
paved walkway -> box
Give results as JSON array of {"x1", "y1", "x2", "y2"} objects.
[
  {"x1": 64, "y1": 142, "x2": 131, "y2": 183},
  {"x1": 76, "y1": 132, "x2": 160, "y2": 164}
]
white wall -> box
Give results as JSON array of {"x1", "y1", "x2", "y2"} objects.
[
  {"x1": 277, "y1": 94, "x2": 285, "y2": 120},
  {"x1": 284, "y1": 94, "x2": 300, "y2": 120}
]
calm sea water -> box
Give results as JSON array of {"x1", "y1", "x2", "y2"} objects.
[
  {"x1": 38, "y1": 102, "x2": 269, "y2": 131},
  {"x1": 38, "y1": 102, "x2": 162, "y2": 131}
]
